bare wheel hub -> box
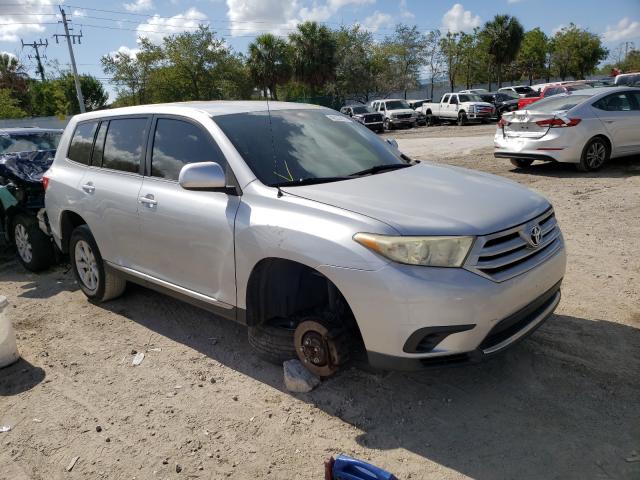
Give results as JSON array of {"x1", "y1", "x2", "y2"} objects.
[{"x1": 294, "y1": 318, "x2": 350, "y2": 377}]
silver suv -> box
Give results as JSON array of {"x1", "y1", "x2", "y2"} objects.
[{"x1": 45, "y1": 102, "x2": 566, "y2": 374}]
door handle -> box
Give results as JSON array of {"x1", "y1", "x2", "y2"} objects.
[
  {"x1": 81, "y1": 183, "x2": 95, "y2": 194},
  {"x1": 139, "y1": 194, "x2": 157, "y2": 207},
  {"x1": 604, "y1": 120, "x2": 616, "y2": 123}
]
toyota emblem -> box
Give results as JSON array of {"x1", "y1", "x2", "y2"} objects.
[{"x1": 529, "y1": 225, "x2": 542, "y2": 247}]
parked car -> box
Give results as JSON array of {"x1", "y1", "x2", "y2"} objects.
[
  {"x1": 494, "y1": 87, "x2": 640, "y2": 172},
  {"x1": 0, "y1": 127, "x2": 62, "y2": 271},
  {"x1": 370, "y1": 99, "x2": 418, "y2": 130},
  {"x1": 614, "y1": 72, "x2": 640, "y2": 86},
  {"x1": 459, "y1": 89, "x2": 489, "y2": 94},
  {"x1": 420, "y1": 93, "x2": 495, "y2": 125},
  {"x1": 518, "y1": 82, "x2": 593, "y2": 109},
  {"x1": 407, "y1": 99, "x2": 431, "y2": 126},
  {"x1": 339, "y1": 105, "x2": 384, "y2": 133},
  {"x1": 478, "y1": 92, "x2": 520, "y2": 119},
  {"x1": 498, "y1": 85, "x2": 537, "y2": 98},
  {"x1": 45, "y1": 101, "x2": 566, "y2": 374}
]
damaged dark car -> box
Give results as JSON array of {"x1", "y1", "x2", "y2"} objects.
[{"x1": 0, "y1": 127, "x2": 62, "y2": 271}]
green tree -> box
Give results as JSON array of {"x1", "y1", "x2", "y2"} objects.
[
  {"x1": 384, "y1": 24, "x2": 426, "y2": 99},
  {"x1": 518, "y1": 28, "x2": 548, "y2": 85},
  {"x1": 288, "y1": 21, "x2": 337, "y2": 93},
  {"x1": 248, "y1": 33, "x2": 291, "y2": 100},
  {"x1": 550, "y1": 24, "x2": 608, "y2": 80},
  {"x1": 424, "y1": 29, "x2": 444, "y2": 99},
  {"x1": 59, "y1": 74, "x2": 108, "y2": 113},
  {"x1": 481, "y1": 14, "x2": 524, "y2": 87},
  {"x1": 26, "y1": 80, "x2": 68, "y2": 117},
  {"x1": 0, "y1": 88, "x2": 27, "y2": 118},
  {"x1": 440, "y1": 32, "x2": 463, "y2": 92}
]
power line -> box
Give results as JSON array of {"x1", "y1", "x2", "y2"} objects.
[{"x1": 21, "y1": 38, "x2": 48, "y2": 81}]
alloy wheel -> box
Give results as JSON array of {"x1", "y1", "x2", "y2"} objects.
[
  {"x1": 586, "y1": 141, "x2": 606, "y2": 169},
  {"x1": 75, "y1": 240, "x2": 99, "y2": 291},
  {"x1": 14, "y1": 224, "x2": 32, "y2": 263}
]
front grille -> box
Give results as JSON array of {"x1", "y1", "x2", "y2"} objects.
[
  {"x1": 364, "y1": 114, "x2": 382, "y2": 123},
  {"x1": 475, "y1": 106, "x2": 494, "y2": 116},
  {"x1": 464, "y1": 209, "x2": 562, "y2": 282},
  {"x1": 395, "y1": 113, "x2": 412, "y2": 119}
]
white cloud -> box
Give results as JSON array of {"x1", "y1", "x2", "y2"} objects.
[
  {"x1": 136, "y1": 7, "x2": 207, "y2": 43},
  {"x1": 507, "y1": 0, "x2": 522, "y2": 4},
  {"x1": 1, "y1": 51, "x2": 18, "y2": 60},
  {"x1": 399, "y1": 0, "x2": 414, "y2": 20},
  {"x1": 124, "y1": 0, "x2": 154, "y2": 13},
  {"x1": 361, "y1": 11, "x2": 393, "y2": 33},
  {"x1": 109, "y1": 45, "x2": 142, "y2": 59},
  {"x1": 225, "y1": 0, "x2": 373, "y2": 36},
  {"x1": 72, "y1": 9, "x2": 87, "y2": 18},
  {"x1": 441, "y1": 3, "x2": 481, "y2": 33},
  {"x1": 0, "y1": 0, "x2": 55, "y2": 42},
  {"x1": 602, "y1": 17, "x2": 640, "y2": 43}
]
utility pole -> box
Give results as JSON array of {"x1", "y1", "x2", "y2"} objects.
[
  {"x1": 54, "y1": 7, "x2": 85, "y2": 113},
  {"x1": 21, "y1": 39, "x2": 48, "y2": 82}
]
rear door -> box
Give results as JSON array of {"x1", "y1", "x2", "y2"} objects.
[
  {"x1": 79, "y1": 116, "x2": 149, "y2": 268},
  {"x1": 136, "y1": 116, "x2": 240, "y2": 306},
  {"x1": 592, "y1": 92, "x2": 640, "y2": 155}
]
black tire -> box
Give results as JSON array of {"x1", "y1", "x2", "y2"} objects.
[
  {"x1": 383, "y1": 118, "x2": 392, "y2": 131},
  {"x1": 69, "y1": 225, "x2": 126, "y2": 302},
  {"x1": 510, "y1": 158, "x2": 534, "y2": 169},
  {"x1": 457, "y1": 112, "x2": 467, "y2": 126},
  {"x1": 577, "y1": 137, "x2": 610, "y2": 172},
  {"x1": 248, "y1": 321, "x2": 297, "y2": 364},
  {"x1": 12, "y1": 213, "x2": 53, "y2": 272}
]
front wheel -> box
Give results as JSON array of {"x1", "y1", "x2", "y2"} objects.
[
  {"x1": 457, "y1": 112, "x2": 467, "y2": 126},
  {"x1": 510, "y1": 158, "x2": 534, "y2": 169},
  {"x1": 383, "y1": 118, "x2": 392, "y2": 131},
  {"x1": 70, "y1": 225, "x2": 126, "y2": 302},
  {"x1": 577, "y1": 137, "x2": 609, "y2": 172},
  {"x1": 13, "y1": 213, "x2": 53, "y2": 272}
]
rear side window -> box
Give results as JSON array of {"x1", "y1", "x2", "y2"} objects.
[
  {"x1": 102, "y1": 118, "x2": 148, "y2": 174},
  {"x1": 151, "y1": 118, "x2": 226, "y2": 181},
  {"x1": 91, "y1": 122, "x2": 108, "y2": 167},
  {"x1": 67, "y1": 122, "x2": 98, "y2": 165},
  {"x1": 593, "y1": 93, "x2": 633, "y2": 112}
]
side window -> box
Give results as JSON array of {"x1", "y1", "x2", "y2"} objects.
[
  {"x1": 151, "y1": 118, "x2": 226, "y2": 181},
  {"x1": 102, "y1": 118, "x2": 148, "y2": 174},
  {"x1": 442, "y1": 94, "x2": 449, "y2": 103},
  {"x1": 90, "y1": 121, "x2": 107, "y2": 167},
  {"x1": 593, "y1": 93, "x2": 632, "y2": 112},
  {"x1": 449, "y1": 95, "x2": 458, "y2": 104},
  {"x1": 628, "y1": 92, "x2": 640, "y2": 111},
  {"x1": 67, "y1": 121, "x2": 98, "y2": 165}
]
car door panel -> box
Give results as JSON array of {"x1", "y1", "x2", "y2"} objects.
[{"x1": 593, "y1": 93, "x2": 639, "y2": 155}]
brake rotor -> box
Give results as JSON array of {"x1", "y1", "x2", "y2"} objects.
[{"x1": 293, "y1": 318, "x2": 350, "y2": 377}]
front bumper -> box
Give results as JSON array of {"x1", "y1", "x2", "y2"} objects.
[
  {"x1": 389, "y1": 118, "x2": 416, "y2": 127},
  {"x1": 363, "y1": 121, "x2": 383, "y2": 131},
  {"x1": 319, "y1": 237, "x2": 566, "y2": 370}
]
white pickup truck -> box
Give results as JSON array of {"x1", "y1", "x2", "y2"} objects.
[{"x1": 420, "y1": 93, "x2": 495, "y2": 126}]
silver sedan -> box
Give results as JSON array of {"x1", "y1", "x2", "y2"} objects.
[{"x1": 494, "y1": 87, "x2": 640, "y2": 171}]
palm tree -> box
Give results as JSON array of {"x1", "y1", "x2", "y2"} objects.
[
  {"x1": 482, "y1": 15, "x2": 524, "y2": 88},
  {"x1": 0, "y1": 53, "x2": 28, "y2": 96},
  {"x1": 288, "y1": 22, "x2": 337, "y2": 93},
  {"x1": 248, "y1": 33, "x2": 291, "y2": 100}
]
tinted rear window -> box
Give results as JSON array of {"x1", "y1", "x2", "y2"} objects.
[
  {"x1": 67, "y1": 122, "x2": 98, "y2": 164},
  {"x1": 102, "y1": 118, "x2": 148, "y2": 174},
  {"x1": 525, "y1": 95, "x2": 591, "y2": 112}
]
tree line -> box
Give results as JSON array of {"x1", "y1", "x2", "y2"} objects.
[{"x1": 0, "y1": 14, "x2": 633, "y2": 119}]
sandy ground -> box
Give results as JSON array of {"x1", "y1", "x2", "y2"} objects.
[{"x1": 1, "y1": 123, "x2": 639, "y2": 480}]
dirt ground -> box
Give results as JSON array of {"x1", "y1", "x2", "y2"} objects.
[{"x1": 1, "y1": 123, "x2": 639, "y2": 480}]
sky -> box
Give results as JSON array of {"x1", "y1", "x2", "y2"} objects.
[{"x1": 1, "y1": 0, "x2": 639, "y2": 99}]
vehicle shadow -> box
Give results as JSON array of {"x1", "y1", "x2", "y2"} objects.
[
  {"x1": 102, "y1": 284, "x2": 640, "y2": 480},
  {"x1": 0, "y1": 358, "x2": 46, "y2": 396},
  {"x1": 511, "y1": 154, "x2": 640, "y2": 179}
]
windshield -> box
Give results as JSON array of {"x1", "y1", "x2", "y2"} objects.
[
  {"x1": 385, "y1": 100, "x2": 410, "y2": 110},
  {"x1": 0, "y1": 132, "x2": 61, "y2": 154},
  {"x1": 351, "y1": 106, "x2": 372, "y2": 114},
  {"x1": 525, "y1": 94, "x2": 591, "y2": 112},
  {"x1": 214, "y1": 109, "x2": 405, "y2": 186},
  {"x1": 515, "y1": 86, "x2": 534, "y2": 94},
  {"x1": 459, "y1": 94, "x2": 484, "y2": 103}
]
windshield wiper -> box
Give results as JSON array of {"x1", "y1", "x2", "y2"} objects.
[
  {"x1": 273, "y1": 176, "x2": 350, "y2": 187},
  {"x1": 349, "y1": 163, "x2": 411, "y2": 177}
]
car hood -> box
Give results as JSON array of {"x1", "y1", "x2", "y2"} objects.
[
  {"x1": 389, "y1": 109, "x2": 416, "y2": 115},
  {"x1": 281, "y1": 163, "x2": 550, "y2": 236},
  {"x1": 467, "y1": 102, "x2": 495, "y2": 108}
]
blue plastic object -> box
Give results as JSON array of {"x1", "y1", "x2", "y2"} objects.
[{"x1": 332, "y1": 454, "x2": 398, "y2": 480}]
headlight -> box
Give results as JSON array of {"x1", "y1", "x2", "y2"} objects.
[
  {"x1": 353, "y1": 233, "x2": 474, "y2": 267},
  {"x1": 469, "y1": 105, "x2": 476, "y2": 113}
]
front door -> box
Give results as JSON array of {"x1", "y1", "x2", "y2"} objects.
[
  {"x1": 136, "y1": 116, "x2": 240, "y2": 307},
  {"x1": 593, "y1": 92, "x2": 640, "y2": 155}
]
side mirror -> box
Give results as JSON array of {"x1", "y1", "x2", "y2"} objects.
[
  {"x1": 179, "y1": 162, "x2": 226, "y2": 191},
  {"x1": 386, "y1": 138, "x2": 398, "y2": 149}
]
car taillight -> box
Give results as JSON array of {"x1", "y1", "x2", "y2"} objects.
[
  {"x1": 535, "y1": 118, "x2": 581, "y2": 127},
  {"x1": 42, "y1": 175, "x2": 49, "y2": 191}
]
